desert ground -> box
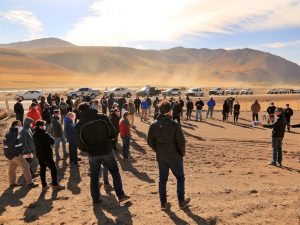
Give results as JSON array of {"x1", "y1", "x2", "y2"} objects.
[{"x1": 0, "y1": 102, "x2": 299, "y2": 224}]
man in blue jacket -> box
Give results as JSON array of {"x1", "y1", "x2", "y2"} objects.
[
  {"x1": 141, "y1": 98, "x2": 149, "y2": 122},
  {"x1": 206, "y1": 97, "x2": 216, "y2": 119}
]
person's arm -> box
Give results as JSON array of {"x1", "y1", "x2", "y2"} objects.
[
  {"x1": 47, "y1": 133, "x2": 55, "y2": 145},
  {"x1": 175, "y1": 125, "x2": 186, "y2": 156},
  {"x1": 147, "y1": 124, "x2": 156, "y2": 152},
  {"x1": 263, "y1": 117, "x2": 279, "y2": 128},
  {"x1": 100, "y1": 114, "x2": 117, "y2": 140}
]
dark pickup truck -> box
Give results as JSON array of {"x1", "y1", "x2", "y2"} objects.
[{"x1": 135, "y1": 86, "x2": 161, "y2": 97}]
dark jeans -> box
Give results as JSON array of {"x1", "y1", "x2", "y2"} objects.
[
  {"x1": 135, "y1": 105, "x2": 140, "y2": 115},
  {"x1": 89, "y1": 153, "x2": 125, "y2": 201},
  {"x1": 222, "y1": 112, "x2": 228, "y2": 122},
  {"x1": 286, "y1": 117, "x2": 291, "y2": 131},
  {"x1": 234, "y1": 112, "x2": 239, "y2": 123},
  {"x1": 252, "y1": 114, "x2": 259, "y2": 121},
  {"x1": 186, "y1": 109, "x2": 192, "y2": 119},
  {"x1": 272, "y1": 137, "x2": 283, "y2": 163},
  {"x1": 38, "y1": 157, "x2": 58, "y2": 187},
  {"x1": 69, "y1": 142, "x2": 78, "y2": 163},
  {"x1": 122, "y1": 137, "x2": 130, "y2": 159},
  {"x1": 158, "y1": 158, "x2": 185, "y2": 203},
  {"x1": 173, "y1": 115, "x2": 181, "y2": 125},
  {"x1": 16, "y1": 114, "x2": 24, "y2": 125},
  {"x1": 112, "y1": 134, "x2": 119, "y2": 150},
  {"x1": 101, "y1": 165, "x2": 109, "y2": 184},
  {"x1": 102, "y1": 107, "x2": 107, "y2": 115}
]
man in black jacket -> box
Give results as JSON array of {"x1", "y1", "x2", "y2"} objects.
[
  {"x1": 261, "y1": 107, "x2": 286, "y2": 166},
  {"x1": 75, "y1": 103, "x2": 130, "y2": 204},
  {"x1": 195, "y1": 98, "x2": 204, "y2": 122},
  {"x1": 117, "y1": 95, "x2": 127, "y2": 111},
  {"x1": 147, "y1": 100, "x2": 190, "y2": 210},
  {"x1": 134, "y1": 96, "x2": 141, "y2": 115},
  {"x1": 42, "y1": 103, "x2": 52, "y2": 133},
  {"x1": 267, "y1": 102, "x2": 276, "y2": 124},
  {"x1": 283, "y1": 104, "x2": 293, "y2": 132},
  {"x1": 14, "y1": 98, "x2": 24, "y2": 125}
]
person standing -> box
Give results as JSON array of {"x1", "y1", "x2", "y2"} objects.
[
  {"x1": 147, "y1": 100, "x2": 189, "y2": 210},
  {"x1": 146, "y1": 96, "x2": 152, "y2": 116},
  {"x1": 261, "y1": 108, "x2": 286, "y2": 166},
  {"x1": 101, "y1": 95, "x2": 108, "y2": 114},
  {"x1": 108, "y1": 94, "x2": 115, "y2": 112},
  {"x1": 117, "y1": 95, "x2": 127, "y2": 111},
  {"x1": 75, "y1": 103, "x2": 130, "y2": 204},
  {"x1": 172, "y1": 101, "x2": 182, "y2": 125},
  {"x1": 153, "y1": 97, "x2": 160, "y2": 116},
  {"x1": 27, "y1": 103, "x2": 42, "y2": 127},
  {"x1": 233, "y1": 101, "x2": 240, "y2": 124},
  {"x1": 14, "y1": 98, "x2": 24, "y2": 125},
  {"x1": 39, "y1": 96, "x2": 46, "y2": 112},
  {"x1": 186, "y1": 98, "x2": 194, "y2": 120},
  {"x1": 73, "y1": 95, "x2": 83, "y2": 123},
  {"x1": 42, "y1": 103, "x2": 52, "y2": 133},
  {"x1": 20, "y1": 118, "x2": 38, "y2": 176},
  {"x1": 141, "y1": 98, "x2": 149, "y2": 121},
  {"x1": 66, "y1": 96, "x2": 73, "y2": 113},
  {"x1": 178, "y1": 97, "x2": 184, "y2": 119},
  {"x1": 64, "y1": 112, "x2": 80, "y2": 165},
  {"x1": 59, "y1": 98, "x2": 69, "y2": 125},
  {"x1": 283, "y1": 104, "x2": 293, "y2": 132},
  {"x1": 3, "y1": 120, "x2": 36, "y2": 188},
  {"x1": 267, "y1": 102, "x2": 276, "y2": 124},
  {"x1": 51, "y1": 110, "x2": 67, "y2": 161},
  {"x1": 195, "y1": 98, "x2": 204, "y2": 122},
  {"x1": 47, "y1": 93, "x2": 52, "y2": 105},
  {"x1": 128, "y1": 99, "x2": 136, "y2": 128},
  {"x1": 206, "y1": 97, "x2": 216, "y2": 119},
  {"x1": 110, "y1": 108, "x2": 121, "y2": 151},
  {"x1": 119, "y1": 112, "x2": 132, "y2": 160},
  {"x1": 134, "y1": 96, "x2": 141, "y2": 115},
  {"x1": 222, "y1": 100, "x2": 229, "y2": 123},
  {"x1": 251, "y1": 100, "x2": 261, "y2": 121},
  {"x1": 33, "y1": 120, "x2": 65, "y2": 190}
]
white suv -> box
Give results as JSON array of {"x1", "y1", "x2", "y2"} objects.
[
  {"x1": 225, "y1": 88, "x2": 239, "y2": 95},
  {"x1": 162, "y1": 88, "x2": 181, "y2": 96},
  {"x1": 208, "y1": 88, "x2": 224, "y2": 95},
  {"x1": 67, "y1": 88, "x2": 100, "y2": 99},
  {"x1": 185, "y1": 88, "x2": 204, "y2": 97},
  {"x1": 104, "y1": 87, "x2": 133, "y2": 98},
  {"x1": 240, "y1": 88, "x2": 253, "y2": 95},
  {"x1": 15, "y1": 90, "x2": 45, "y2": 100}
]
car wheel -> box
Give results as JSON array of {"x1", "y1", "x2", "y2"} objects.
[
  {"x1": 72, "y1": 94, "x2": 77, "y2": 99},
  {"x1": 126, "y1": 93, "x2": 131, "y2": 98}
]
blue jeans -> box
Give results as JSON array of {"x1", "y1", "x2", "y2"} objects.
[
  {"x1": 54, "y1": 136, "x2": 67, "y2": 159},
  {"x1": 196, "y1": 110, "x2": 202, "y2": 121},
  {"x1": 272, "y1": 137, "x2": 283, "y2": 163},
  {"x1": 89, "y1": 153, "x2": 125, "y2": 201},
  {"x1": 158, "y1": 158, "x2": 185, "y2": 203},
  {"x1": 122, "y1": 137, "x2": 130, "y2": 159},
  {"x1": 206, "y1": 107, "x2": 214, "y2": 118}
]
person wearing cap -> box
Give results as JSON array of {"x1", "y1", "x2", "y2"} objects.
[
  {"x1": 186, "y1": 97, "x2": 194, "y2": 120},
  {"x1": 267, "y1": 102, "x2": 276, "y2": 124},
  {"x1": 283, "y1": 104, "x2": 294, "y2": 132},
  {"x1": 51, "y1": 109, "x2": 67, "y2": 161},
  {"x1": 119, "y1": 111, "x2": 131, "y2": 160},
  {"x1": 147, "y1": 100, "x2": 190, "y2": 210},
  {"x1": 33, "y1": 120, "x2": 65, "y2": 190},
  {"x1": 251, "y1": 100, "x2": 261, "y2": 121},
  {"x1": 14, "y1": 97, "x2": 24, "y2": 125},
  {"x1": 27, "y1": 103, "x2": 42, "y2": 127},
  {"x1": 42, "y1": 103, "x2": 52, "y2": 133},
  {"x1": 195, "y1": 97, "x2": 204, "y2": 122},
  {"x1": 260, "y1": 107, "x2": 286, "y2": 166}
]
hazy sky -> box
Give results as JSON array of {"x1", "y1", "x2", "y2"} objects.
[{"x1": 0, "y1": 0, "x2": 300, "y2": 64}]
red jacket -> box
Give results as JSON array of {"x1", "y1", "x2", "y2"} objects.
[
  {"x1": 119, "y1": 119, "x2": 131, "y2": 138},
  {"x1": 27, "y1": 109, "x2": 41, "y2": 127}
]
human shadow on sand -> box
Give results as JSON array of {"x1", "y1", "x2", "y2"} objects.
[
  {"x1": 201, "y1": 121, "x2": 225, "y2": 129},
  {"x1": 67, "y1": 164, "x2": 82, "y2": 195},
  {"x1": 132, "y1": 127, "x2": 147, "y2": 140},
  {"x1": 93, "y1": 191, "x2": 133, "y2": 225},
  {"x1": 115, "y1": 153, "x2": 155, "y2": 184},
  {"x1": 0, "y1": 187, "x2": 32, "y2": 215},
  {"x1": 278, "y1": 165, "x2": 300, "y2": 173},
  {"x1": 131, "y1": 139, "x2": 147, "y2": 154},
  {"x1": 183, "y1": 130, "x2": 206, "y2": 142}
]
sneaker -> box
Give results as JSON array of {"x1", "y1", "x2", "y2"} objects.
[
  {"x1": 179, "y1": 198, "x2": 190, "y2": 209},
  {"x1": 26, "y1": 183, "x2": 38, "y2": 188},
  {"x1": 93, "y1": 199, "x2": 103, "y2": 205},
  {"x1": 118, "y1": 195, "x2": 131, "y2": 203},
  {"x1": 51, "y1": 184, "x2": 65, "y2": 190},
  {"x1": 161, "y1": 202, "x2": 171, "y2": 211},
  {"x1": 277, "y1": 162, "x2": 282, "y2": 167},
  {"x1": 268, "y1": 162, "x2": 277, "y2": 166}
]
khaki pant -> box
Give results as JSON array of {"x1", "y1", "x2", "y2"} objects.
[
  {"x1": 141, "y1": 109, "x2": 148, "y2": 120},
  {"x1": 8, "y1": 155, "x2": 32, "y2": 185},
  {"x1": 130, "y1": 114, "x2": 134, "y2": 126}
]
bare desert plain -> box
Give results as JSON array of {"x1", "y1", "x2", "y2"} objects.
[{"x1": 0, "y1": 97, "x2": 299, "y2": 225}]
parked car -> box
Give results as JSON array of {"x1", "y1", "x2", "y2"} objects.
[
  {"x1": 240, "y1": 88, "x2": 253, "y2": 95},
  {"x1": 135, "y1": 85, "x2": 161, "y2": 97},
  {"x1": 209, "y1": 88, "x2": 224, "y2": 95},
  {"x1": 15, "y1": 90, "x2": 45, "y2": 100},
  {"x1": 104, "y1": 87, "x2": 133, "y2": 98},
  {"x1": 278, "y1": 89, "x2": 290, "y2": 94},
  {"x1": 67, "y1": 88, "x2": 100, "y2": 99},
  {"x1": 225, "y1": 88, "x2": 239, "y2": 95},
  {"x1": 291, "y1": 89, "x2": 300, "y2": 94},
  {"x1": 185, "y1": 88, "x2": 204, "y2": 97},
  {"x1": 162, "y1": 88, "x2": 181, "y2": 97}
]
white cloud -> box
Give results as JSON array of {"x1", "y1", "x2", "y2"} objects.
[
  {"x1": 65, "y1": 0, "x2": 300, "y2": 46},
  {"x1": 1, "y1": 10, "x2": 43, "y2": 39},
  {"x1": 260, "y1": 40, "x2": 300, "y2": 49}
]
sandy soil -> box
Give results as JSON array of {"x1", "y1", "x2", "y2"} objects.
[{"x1": 0, "y1": 109, "x2": 299, "y2": 225}]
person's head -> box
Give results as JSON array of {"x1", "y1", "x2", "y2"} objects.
[
  {"x1": 67, "y1": 112, "x2": 76, "y2": 120},
  {"x1": 123, "y1": 111, "x2": 130, "y2": 120},
  {"x1": 17, "y1": 97, "x2": 22, "y2": 102},
  {"x1": 158, "y1": 100, "x2": 172, "y2": 116},
  {"x1": 123, "y1": 103, "x2": 129, "y2": 110},
  {"x1": 41, "y1": 96, "x2": 45, "y2": 101},
  {"x1": 210, "y1": 97, "x2": 213, "y2": 101},
  {"x1": 31, "y1": 102, "x2": 38, "y2": 110},
  {"x1": 175, "y1": 101, "x2": 179, "y2": 105},
  {"x1": 156, "y1": 97, "x2": 159, "y2": 100},
  {"x1": 275, "y1": 107, "x2": 283, "y2": 116},
  {"x1": 271, "y1": 102, "x2": 274, "y2": 106},
  {"x1": 61, "y1": 98, "x2": 65, "y2": 102},
  {"x1": 51, "y1": 100, "x2": 56, "y2": 106},
  {"x1": 54, "y1": 109, "x2": 60, "y2": 116},
  {"x1": 35, "y1": 120, "x2": 46, "y2": 130},
  {"x1": 113, "y1": 108, "x2": 120, "y2": 116},
  {"x1": 78, "y1": 102, "x2": 91, "y2": 113},
  {"x1": 236, "y1": 101, "x2": 239, "y2": 105},
  {"x1": 286, "y1": 104, "x2": 290, "y2": 108},
  {"x1": 198, "y1": 97, "x2": 201, "y2": 101},
  {"x1": 11, "y1": 120, "x2": 22, "y2": 128},
  {"x1": 255, "y1": 100, "x2": 258, "y2": 104},
  {"x1": 45, "y1": 103, "x2": 50, "y2": 109},
  {"x1": 112, "y1": 103, "x2": 119, "y2": 109},
  {"x1": 32, "y1": 99, "x2": 38, "y2": 104}
]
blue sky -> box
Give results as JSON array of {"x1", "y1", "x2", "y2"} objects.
[{"x1": 0, "y1": 0, "x2": 300, "y2": 65}]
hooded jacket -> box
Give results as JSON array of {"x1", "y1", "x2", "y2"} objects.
[
  {"x1": 27, "y1": 108, "x2": 41, "y2": 126},
  {"x1": 33, "y1": 127, "x2": 55, "y2": 159},
  {"x1": 147, "y1": 114, "x2": 186, "y2": 161},
  {"x1": 207, "y1": 99, "x2": 216, "y2": 108},
  {"x1": 51, "y1": 116, "x2": 63, "y2": 137},
  {"x1": 64, "y1": 116, "x2": 76, "y2": 143},
  {"x1": 75, "y1": 108, "x2": 117, "y2": 156},
  {"x1": 19, "y1": 118, "x2": 35, "y2": 154},
  {"x1": 119, "y1": 117, "x2": 131, "y2": 138},
  {"x1": 3, "y1": 127, "x2": 22, "y2": 160}
]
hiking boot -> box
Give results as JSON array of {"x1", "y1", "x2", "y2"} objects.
[
  {"x1": 268, "y1": 162, "x2": 277, "y2": 166},
  {"x1": 179, "y1": 198, "x2": 190, "y2": 209},
  {"x1": 118, "y1": 195, "x2": 131, "y2": 203},
  {"x1": 51, "y1": 184, "x2": 65, "y2": 190},
  {"x1": 93, "y1": 199, "x2": 103, "y2": 205},
  {"x1": 161, "y1": 202, "x2": 171, "y2": 211}
]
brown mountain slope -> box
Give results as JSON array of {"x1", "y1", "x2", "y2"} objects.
[{"x1": 0, "y1": 38, "x2": 75, "y2": 49}]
